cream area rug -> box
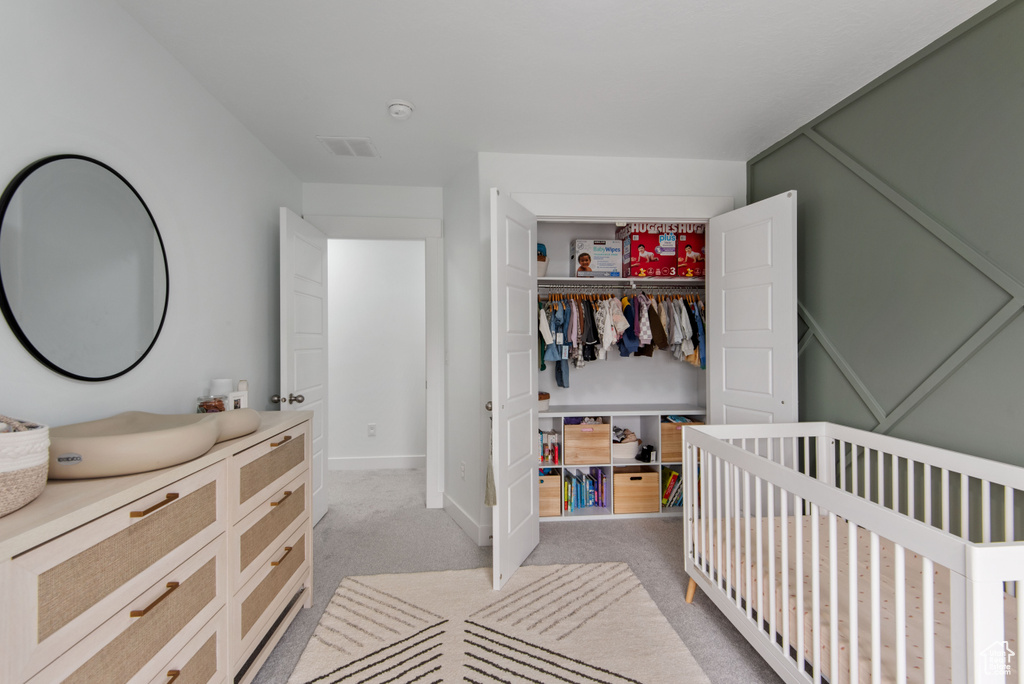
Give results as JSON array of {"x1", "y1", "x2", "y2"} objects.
[{"x1": 288, "y1": 562, "x2": 709, "y2": 684}]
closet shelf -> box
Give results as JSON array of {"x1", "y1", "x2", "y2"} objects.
[{"x1": 539, "y1": 404, "x2": 705, "y2": 418}]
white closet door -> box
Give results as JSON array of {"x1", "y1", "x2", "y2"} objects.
[
  {"x1": 280, "y1": 208, "x2": 329, "y2": 525},
  {"x1": 490, "y1": 188, "x2": 539, "y2": 590},
  {"x1": 707, "y1": 191, "x2": 798, "y2": 425}
]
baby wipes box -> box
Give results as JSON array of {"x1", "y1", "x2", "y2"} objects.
[
  {"x1": 615, "y1": 223, "x2": 677, "y2": 278},
  {"x1": 570, "y1": 239, "x2": 622, "y2": 277},
  {"x1": 675, "y1": 222, "x2": 707, "y2": 278}
]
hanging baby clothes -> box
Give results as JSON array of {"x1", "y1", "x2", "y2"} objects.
[
  {"x1": 694, "y1": 298, "x2": 706, "y2": 369},
  {"x1": 538, "y1": 301, "x2": 553, "y2": 371},
  {"x1": 634, "y1": 294, "x2": 656, "y2": 357},
  {"x1": 594, "y1": 298, "x2": 612, "y2": 360},
  {"x1": 618, "y1": 296, "x2": 640, "y2": 357},
  {"x1": 581, "y1": 299, "x2": 599, "y2": 362},
  {"x1": 649, "y1": 299, "x2": 669, "y2": 350}
]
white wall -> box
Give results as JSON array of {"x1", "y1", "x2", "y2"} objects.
[
  {"x1": 442, "y1": 152, "x2": 747, "y2": 545},
  {"x1": 0, "y1": 1, "x2": 301, "y2": 427},
  {"x1": 327, "y1": 240, "x2": 426, "y2": 469}
]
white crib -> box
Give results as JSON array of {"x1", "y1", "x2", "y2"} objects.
[{"x1": 683, "y1": 422, "x2": 1024, "y2": 684}]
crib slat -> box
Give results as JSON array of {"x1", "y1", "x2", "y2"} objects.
[
  {"x1": 925, "y1": 464, "x2": 933, "y2": 526},
  {"x1": 909, "y1": 459, "x2": 916, "y2": 522},
  {"x1": 768, "y1": 482, "x2": 777, "y2": 647},
  {"x1": 716, "y1": 456, "x2": 723, "y2": 589},
  {"x1": 961, "y1": 473, "x2": 969, "y2": 541},
  {"x1": 941, "y1": 468, "x2": 950, "y2": 533},
  {"x1": 1004, "y1": 484, "x2": 1013, "y2": 542},
  {"x1": 895, "y1": 544, "x2": 907, "y2": 684},
  {"x1": 744, "y1": 470, "x2": 752, "y2": 622},
  {"x1": 871, "y1": 531, "x2": 881, "y2": 684},
  {"x1": 725, "y1": 462, "x2": 733, "y2": 600},
  {"x1": 849, "y1": 519, "x2": 859, "y2": 684},
  {"x1": 851, "y1": 442, "x2": 859, "y2": 500},
  {"x1": 923, "y1": 556, "x2": 934, "y2": 684},
  {"x1": 811, "y1": 504, "x2": 821, "y2": 682},
  {"x1": 837, "y1": 439, "x2": 845, "y2": 493},
  {"x1": 829, "y1": 512, "x2": 838, "y2": 683},
  {"x1": 796, "y1": 494, "x2": 805, "y2": 674},
  {"x1": 734, "y1": 466, "x2": 743, "y2": 609},
  {"x1": 781, "y1": 483, "x2": 790, "y2": 663},
  {"x1": 756, "y1": 476, "x2": 764, "y2": 630},
  {"x1": 875, "y1": 449, "x2": 883, "y2": 506},
  {"x1": 983, "y1": 479, "x2": 991, "y2": 543}
]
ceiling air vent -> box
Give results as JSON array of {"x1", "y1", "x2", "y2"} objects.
[{"x1": 316, "y1": 136, "x2": 380, "y2": 158}]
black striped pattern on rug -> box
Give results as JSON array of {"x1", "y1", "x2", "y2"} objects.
[{"x1": 469, "y1": 563, "x2": 641, "y2": 641}]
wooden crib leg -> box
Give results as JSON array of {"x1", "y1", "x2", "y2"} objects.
[{"x1": 685, "y1": 577, "x2": 697, "y2": 603}]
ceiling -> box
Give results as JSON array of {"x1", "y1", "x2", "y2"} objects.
[{"x1": 117, "y1": 0, "x2": 995, "y2": 188}]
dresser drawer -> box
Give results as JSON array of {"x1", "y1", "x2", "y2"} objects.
[
  {"x1": 230, "y1": 424, "x2": 308, "y2": 522},
  {"x1": 28, "y1": 536, "x2": 226, "y2": 684},
  {"x1": 146, "y1": 607, "x2": 226, "y2": 684},
  {"x1": 230, "y1": 524, "x2": 309, "y2": 667},
  {"x1": 230, "y1": 470, "x2": 308, "y2": 589},
  {"x1": 7, "y1": 463, "x2": 226, "y2": 681}
]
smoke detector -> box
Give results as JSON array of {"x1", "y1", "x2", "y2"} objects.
[{"x1": 387, "y1": 99, "x2": 415, "y2": 120}]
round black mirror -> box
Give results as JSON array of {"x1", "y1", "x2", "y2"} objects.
[{"x1": 0, "y1": 155, "x2": 169, "y2": 381}]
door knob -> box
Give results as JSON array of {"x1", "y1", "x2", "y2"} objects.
[
  {"x1": 485, "y1": 401, "x2": 492, "y2": 411},
  {"x1": 288, "y1": 393, "x2": 304, "y2": 404},
  {"x1": 270, "y1": 394, "x2": 286, "y2": 404}
]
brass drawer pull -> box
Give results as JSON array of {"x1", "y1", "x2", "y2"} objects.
[
  {"x1": 166, "y1": 671, "x2": 180, "y2": 683},
  {"x1": 130, "y1": 493, "x2": 179, "y2": 518},
  {"x1": 270, "y1": 435, "x2": 292, "y2": 448},
  {"x1": 271, "y1": 546, "x2": 293, "y2": 567},
  {"x1": 270, "y1": 490, "x2": 292, "y2": 507},
  {"x1": 130, "y1": 582, "x2": 180, "y2": 617}
]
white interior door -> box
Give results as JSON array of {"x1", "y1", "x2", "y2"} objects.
[
  {"x1": 707, "y1": 191, "x2": 798, "y2": 425},
  {"x1": 490, "y1": 188, "x2": 539, "y2": 590},
  {"x1": 280, "y1": 208, "x2": 329, "y2": 525}
]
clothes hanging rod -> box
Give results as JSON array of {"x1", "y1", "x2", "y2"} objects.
[{"x1": 537, "y1": 281, "x2": 703, "y2": 292}]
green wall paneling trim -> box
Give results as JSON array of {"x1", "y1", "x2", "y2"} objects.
[{"x1": 747, "y1": 0, "x2": 1024, "y2": 468}]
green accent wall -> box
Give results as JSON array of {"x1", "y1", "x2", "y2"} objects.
[{"x1": 749, "y1": 0, "x2": 1024, "y2": 466}]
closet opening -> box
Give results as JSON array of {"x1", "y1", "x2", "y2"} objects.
[{"x1": 327, "y1": 239, "x2": 428, "y2": 478}]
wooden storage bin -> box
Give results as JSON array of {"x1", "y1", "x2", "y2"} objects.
[
  {"x1": 539, "y1": 474, "x2": 561, "y2": 517},
  {"x1": 660, "y1": 421, "x2": 704, "y2": 463},
  {"x1": 563, "y1": 423, "x2": 610, "y2": 465},
  {"x1": 613, "y1": 466, "x2": 660, "y2": 514}
]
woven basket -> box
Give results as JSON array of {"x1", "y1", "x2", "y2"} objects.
[{"x1": 0, "y1": 424, "x2": 49, "y2": 517}]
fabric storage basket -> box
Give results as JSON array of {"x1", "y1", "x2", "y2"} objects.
[{"x1": 0, "y1": 420, "x2": 50, "y2": 517}]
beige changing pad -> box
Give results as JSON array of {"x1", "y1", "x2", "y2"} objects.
[{"x1": 695, "y1": 515, "x2": 1018, "y2": 683}]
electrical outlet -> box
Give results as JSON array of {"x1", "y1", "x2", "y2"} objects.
[
  {"x1": 367, "y1": 423, "x2": 376, "y2": 437},
  {"x1": 460, "y1": 461, "x2": 466, "y2": 480}
]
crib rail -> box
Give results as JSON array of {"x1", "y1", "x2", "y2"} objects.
[{"x1": 684, "y1": 423, "x2": 1024, "y2": 684}]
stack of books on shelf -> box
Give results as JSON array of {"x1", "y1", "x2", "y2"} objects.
[
  {"x1": 539, "y1": 429, "x2": 560, "y2": 465},
  {"x1": 564, "y1": 467, "x2": 607, "y2": 512},
  {"x1": 661, "y1": 469, "x2": 684, "y2": 507}
]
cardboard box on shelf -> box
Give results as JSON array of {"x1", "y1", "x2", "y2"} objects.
[
  {"x1": 675, "y1": 222, "x2": 707, "y2": 278},
  {"x1": 570, "y1": 239, "x2": 622, "y2": 277},
  {"x1": 616, "y1": 223, "x2": 677, "y2": 278}
]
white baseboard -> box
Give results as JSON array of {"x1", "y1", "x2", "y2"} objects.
[
  {"x1": 444, "y1": 494, "x2": 493, "y2": 547},
  {"x1": 328, "y1": 455, "x2": 425, "y2": 471}
]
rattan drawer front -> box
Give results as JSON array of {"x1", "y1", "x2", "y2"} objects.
[
  {"x1": 147, "y1": 607, "x2": 226, "y2": 684},
  {"x1": 28, "y1": 537, "x2": 226, "y2": 684},
  {"x1": 233, "y1": 471, "x2": 307, "y2": 588},
  {"x1": 230, "y1": 423, "x2": 309, "y2": 521},
  {"x1": 231, "y1": 525, "x2": 308, "y2": 662},
  {"x1": 7, "y1": 463, "x2": 226, "y2": 682}
]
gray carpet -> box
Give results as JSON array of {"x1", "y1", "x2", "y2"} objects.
[{"x1": 252, "y1": 468, "x2": 781, "y2": 684}]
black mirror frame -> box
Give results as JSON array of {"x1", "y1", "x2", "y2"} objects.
[{"x1": 0, "y1": 154, "x2": 170, "y2": 382}]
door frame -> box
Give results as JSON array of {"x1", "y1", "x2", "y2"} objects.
[{"x1": 303, "y1": 214, "x2": 445, "y2": 509}]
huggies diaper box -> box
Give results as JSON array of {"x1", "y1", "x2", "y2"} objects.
[
  {"x1": 615, "y1": 222, "x2": 707, "y2": 278},
  {"x1": 674, "y1": 222, "x2": 707, "y2": 278},
  {"x1": 570, "y1": 239, "x2": 622, "y2": 277}
]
